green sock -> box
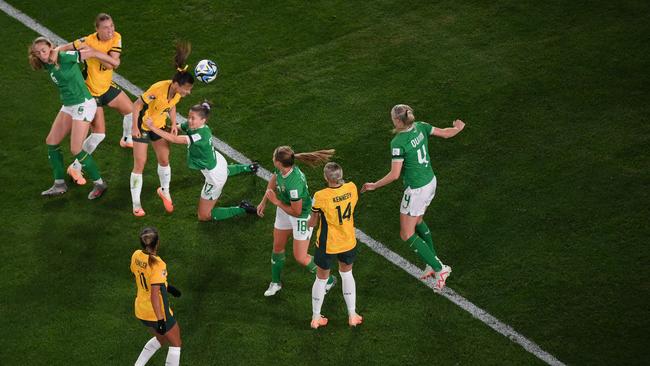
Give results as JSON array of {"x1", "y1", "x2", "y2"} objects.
[
  {"x1": 415, "y1": 221, "x2": 435, "y2": 252},
  {"x1": 306, "y1": 256, "x2": 317, "y2": 274},
  {"x1": 47, "y1": 145, "x2": 64, "y2": 180},
  {"x1": 75, "y1": 151, "x2": 101, "y2": 181},
  {"x1": 406, "y1": 233, "x2": 442, "y2": 272},
  {"x1": 227, "y1": 164, "x2": 251, "y2": 177},
  {"x1": 211, "y1": 206, "x2": 246, "y2": 221},
  {"x1": 327, "y1": 275, "x2": 335, "y2": 285},
  {"x1": 271, "y1": 252, "x2": 286, "y2": 283}
]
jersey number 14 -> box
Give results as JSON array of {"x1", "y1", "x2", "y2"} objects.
[{"x1": 335, "y1": 202, "x2": 352, "y2": 225}]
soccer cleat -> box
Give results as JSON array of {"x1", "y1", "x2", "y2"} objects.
[
  {"x1": 88, "y1": 182, "x2": 107, "y2": 200},
  {"x1": 133, "y1": 207, "x2": 146, "y2": 217},
  {"x1": 239, "y1": 200, "x2": 257, "y2": 215},
  {"x1": 348, "y1": 314, "x2": 363, "y2": 327},
  {"x1": 325, "y1": 275, "x2": 337, "y2": 294},
  {"x1": 119, "y1": 137, "x2": 133, "y2": 148},
  {"x1": 249, "y1": 161, "x2": 260, "y2": 173},
  {"x1": 420, "y1": 265, "x2": 435, "y2": 279},
  {"x1": 67, "y1": 165, "x2": 86, "y2": 185},
  {"x1": 264, "y1": 282, "x2": 282, "y2": 297},
  {"x1": 41, "y1": 183, "x2": 68, "y2": 196},
  {"x1": 433, "y1": 265, "x2": 452, "y2": 291},
  {"x1": 310, "y1": 315, "x2": 328, "y2": 329},
  {"x1": 157, "y1": 187, "x2": 174, "y2": 213}
]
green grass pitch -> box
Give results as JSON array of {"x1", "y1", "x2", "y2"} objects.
[{"x1": 0, "y1": 1, "x2": 648, "y2": 365}]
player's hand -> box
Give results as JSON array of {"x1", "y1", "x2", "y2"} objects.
[
  {"x1": 360, "y1": 182, "x2": 376, "y2": 193},
  {"x1": 133, "y1": 126, "x2": 141, "y2": 139},
  {"x1": 170, "y1": 124, "x2": 178, "y2": 136},
  {"x1": 167, "y1": 285, "x2": 181, "y2": 298},
  {"x1": 256, "y1": 202, "x2": 266, "y2": 217},
  {"x1": 156, "y1": 319, "x2": 166, "y2": 335},
  {"x1": 144, "y1": 118, "x2": 154, "y2": 129},
  {"x1": 265, "y1": 189, "x2": 279, "y2": 205},
  {"x1": 453, "y1": 119, "x2": 465, "y2": 131}
]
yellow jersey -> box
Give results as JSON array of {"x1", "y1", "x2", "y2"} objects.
[
  {"x1": 130, "y1": 250, "x2": 173, "y2": 321},
  {"x1": 139, "y1": 80, "x2": 181, "y2": 131},
  {"x1": 312, "y1": 182, "x2": 358, "y2": 254},
  {"x1": 73, "y1": 32, "x2": 122, "y2": 96}
]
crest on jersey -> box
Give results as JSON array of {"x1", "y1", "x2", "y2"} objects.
[
  {"x1": 290, "y1": 189, "x2": 299, "y2": 199},
  {"x1": 392, "y1": 148, "x2": 401, "y2": 156}
]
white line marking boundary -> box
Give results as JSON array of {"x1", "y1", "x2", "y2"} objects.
[{"x1": 0, "y1": 2, "x2": 565, "y2": 365}]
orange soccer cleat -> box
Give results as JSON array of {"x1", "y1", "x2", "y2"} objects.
[
  {"x1": 348, "y1": 314, "x2": 363, "y2": 327},
  {"x1": 133, "y1": 207, "x2": 146, "y2": 217},
  {"x1": 157, "y1": 187, "x2": 174, "y2": 213},
  {"x1": 67, "y1": 166, "x2": 86, "y2": 185},
  {"x1": 310, "y1": 315, "x2": 328, "y2": 329}
]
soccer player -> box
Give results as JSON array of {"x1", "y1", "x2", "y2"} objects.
[
  {"x1": 131, "y1": 227, "x2": 183, "y2": 366},
  {"x1": 29, "y1": 36, "x2": 115, "y2": 199},
  {"x1": 130, "y1": 41, "x2": 193, "y2": 217},
  {"x1": 144, "y1": 101, "x2": 259, "y2": 221},
  {"x1": 56, "y1": 13, "x2": 135, "y2": 185},
  {"x1": 256, "y1": 146, "x2": 336, "y2": 297},
  {"x1": 361, "y1": 104, "x2": 465, "y2": 291},
  {"x1": 308, "y1": 162, "x2": 363, "y2": 329}
]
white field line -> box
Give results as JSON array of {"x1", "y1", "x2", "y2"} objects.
[{"x1": 1, "y1": 2, "x2": 565, "y2": 365}]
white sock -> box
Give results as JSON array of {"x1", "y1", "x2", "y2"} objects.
[
  {"x1": 157, "y1": 164, "x2": 171, "y2": 197},
  {"x1": 130, "y1": 172, "x2": 143, "y2": 208},
  {"x1": 311, "y1": 277, "x2": 328, "y2": 319},
  {"x1": 54, "y1": 179, "x2": 65, "y2": 185},
  {"x1": 81, "y1": 133, "x2": 105, "y2": 154},
  {"x1": 134, "y1": 337, "x2": 161, "y2": 366},
  {"x1": 165, "y1": 346, "x2": 181, "y2": 366},
  {"x1": 123, "y1": 113, "x2": 133, "y2": 139},
  {"x1": 94, "y1": 178, "x2": 104, "y2": 185},
  {"x1": 340, "y1": 270, "x2": 357, "y2": 316}
]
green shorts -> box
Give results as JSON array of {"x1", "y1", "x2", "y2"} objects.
[
  {"x1": 314, "y1": 245, "x2": 357, "y2": 270},
  {"x1": 94, "y1": 84, "x2": 122, "y2": 107},
  {"x1": 140, "y1": 316, "x2": 177, "y2": 334}
]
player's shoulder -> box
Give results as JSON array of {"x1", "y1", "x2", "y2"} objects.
[
  {"x1": 145, "y1": 80, "x2": 171, "y2": 98},
  {"x1": 344, "y1": 181, "x2": 358, "y2": 193}
]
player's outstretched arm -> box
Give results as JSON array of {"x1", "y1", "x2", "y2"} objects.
[
  {"x1": 361, "y1": 160, "x2": 403, "y2": 193},
  {"x1": 78, "y1": 46, "x2": 119, "y2": 68},
  {"x1": 144, "y1": 119, "x2": 189, "y2": 145},
  {"x1": 432, "y1": 119, "x2": 465, "y2": 139}
]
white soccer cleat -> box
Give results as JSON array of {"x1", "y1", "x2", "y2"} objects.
[
  {"x1": 325, "y1": 275, "x2": 337, "y2": 293},
  {"x1": 264, "y1": 282, "x2": 282, "y2": 297},
  {"x1": 433, "y1": 265, "x2": 452, "y2": 291},
  {"x1": 420, "y1": 265, "x2": 435, "y2": 279},
  {"x1": 41, "y1": 183, "x2": 68, "y2": 196}
]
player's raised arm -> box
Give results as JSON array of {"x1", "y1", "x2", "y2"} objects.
[{"x1": 432, "y1": 119, "x2": 465, "y2": 139}]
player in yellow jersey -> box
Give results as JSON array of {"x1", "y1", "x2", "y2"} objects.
[
  {"x1": 131, "y1": 227, "x2": 183, "y2": 366},
  {"x1": 129, "y1": 41, "x2": 194, "y2": 217},
  {"x1": 57, "y1": 13, "x2": 135, "y2": 185},
  {"x1": 307, "y1": 162, "x2": 363, "y2": 328}
]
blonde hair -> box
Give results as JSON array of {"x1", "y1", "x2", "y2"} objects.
[
  {"x1": 273, "y1": 146, "x2": 335, "y2": 168},
  {"x1": 139, "y1": 227, "x2": 160, "y2": 266},
  {"x1": 323, "y1": 162, "x2": 344, "y2": 184},
  {"x1": 391, "y1": 104, "x2": 415, "y2": 133},
  {"x1": 28, "y1": 37, "x2": 54, "y2": 70}
]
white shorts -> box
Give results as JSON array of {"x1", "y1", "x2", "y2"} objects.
[
  {"x1": 400, "y1": 176, "x2": 437, "y2": 216},
  {"x1": 60, "y1": 98, "x2": 97, "y2": 122},
  {"x1": 200, "y1": 152, "x2": 228, "y2": 200},
  {"x1": 274, "y1": 206, "x2": 312, "y2": 241}
]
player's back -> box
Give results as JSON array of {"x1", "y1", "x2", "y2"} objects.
[{"x1": 312, "y1": 182, "x2": 358, "y2": 254}]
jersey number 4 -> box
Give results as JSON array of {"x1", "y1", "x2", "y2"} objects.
[
  {"x1": 335, "y1": 202, "x2": 352, "y2": 225},
  {"x1": 416, "y1": 145, "x2": 429, "y2": 166}
]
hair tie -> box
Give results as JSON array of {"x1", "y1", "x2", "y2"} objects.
[
  {"x1": 201, "y1": 102, "x2": 211, "y2": 110},
  {"x1": 176, "y1": 65, "x2": 188, "y2": 72}
]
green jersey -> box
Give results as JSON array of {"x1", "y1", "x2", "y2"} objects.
[
  {"x1": 44, "y1": 51, "x2": 91, "y2": 106},
  {"x1": 274, "y1": 166, "x2": 311, "y2": 218},
  {"x1": 390, "y1": 121, "x2": 435, "y2": 189},
  {"x1": 180, "y1": 122, "x2": 217, "y2": 170}
]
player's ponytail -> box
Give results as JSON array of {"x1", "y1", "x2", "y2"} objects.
[
  {"x1": 189, "y1": 100, "x2": 212, "y2": 119},
  {"x1": 274, "y1": 146, "x2": 335, "y2": 168},
  {"x1": 391, "y1": 104, "x2": 415, "y2": 133},
  {"x1": 323, "y1": 162, "x2": 344, "y2": 185},
  {"x1": 172, "y1": 40, "x2": 194, "y2": 86},
  {"x1": 139, "y1": 227, "x2": 160, "y2": 266},
  {"x1": 28, "y1": 36, "x2": 54, "y2": 70}
]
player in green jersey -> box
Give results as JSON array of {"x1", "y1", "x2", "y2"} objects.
[
  {"x1": 361, "y1": 104, "x2": 465, "y2": 291},
  {"x1": 29, "y1": 36, "x2": 117, "y2": 199},
  {"x1": 256, "y1": 146, "x2": 336, "y2": 297},
  {"x1": 144, "y1": 101, "x2": 259, "y2": 221}
]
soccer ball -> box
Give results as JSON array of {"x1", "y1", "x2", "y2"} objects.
[{"x1": 194, "y1": 59, "x2": 219, "y2": 83}]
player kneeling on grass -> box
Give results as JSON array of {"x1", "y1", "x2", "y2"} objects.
[
  {"x1": 257, "y1": 146, "x2": 337, "y2": 297},
  {"x1": 308, "y1": 162, "x2": 363, "y2": 329},
  {"x1": 144, "y1": 101, "x2": 258, "y2": 221},
  {"x1": 29, "y1": 36, "x2": 113, "y2": 199},
  {"x1": 361, "y1": 104, "x2": 465, "y2": 291},
  {"x1": 131, "y1": 227, "x2": 183, "y2": 366}
]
